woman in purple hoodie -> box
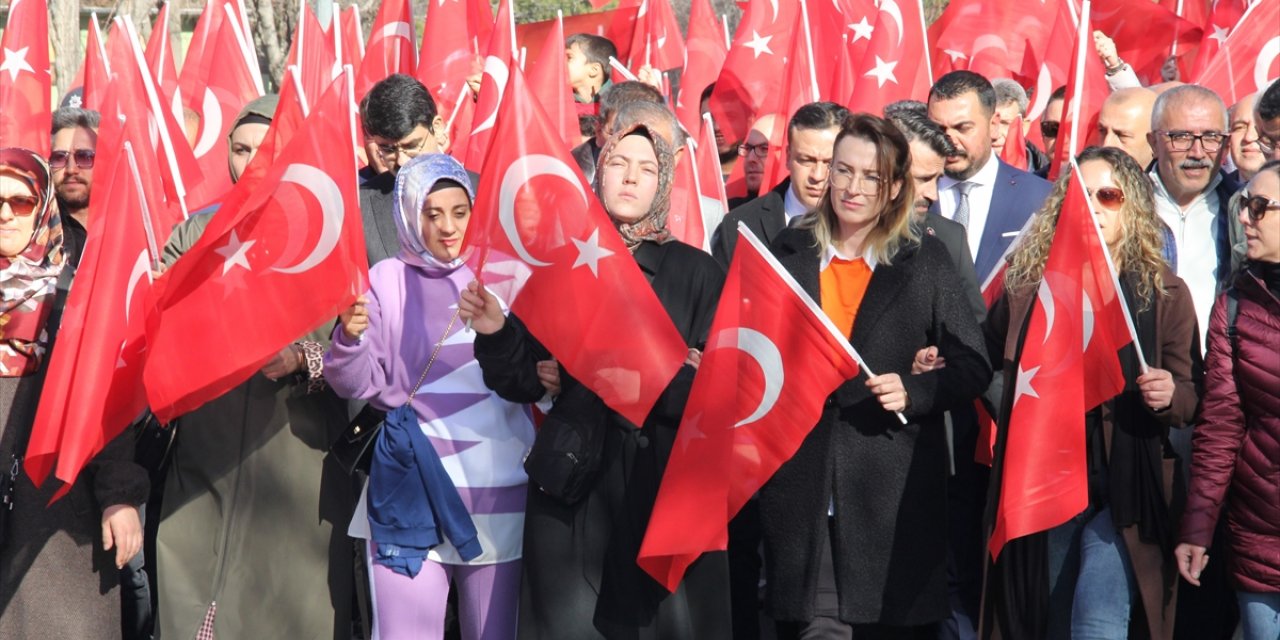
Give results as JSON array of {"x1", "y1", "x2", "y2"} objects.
[{"x1": 325, "y1": 153, "x2": 536, "y2": 640}]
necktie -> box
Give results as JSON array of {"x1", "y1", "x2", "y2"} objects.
[{"x1": 953, "y1": 181, "x2": 975, "y2": 229}]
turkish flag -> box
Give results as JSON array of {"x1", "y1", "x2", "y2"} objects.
[
  {"x1": 527, "y1": 13, "x2": 578, "y2": 150},
  {"x1": 675, "y1": 0, "x2": 729, "y2": 135},
  {"x1": 847, "y1": 0, "x2": 930, "y2": 117},
  {"x1": 1193, "y1": 0, "x2": 1280, "y2": 106},
  {"x1": 335, "y1": 5, "x2": 365, "y2": 73},
  {"x1": 1091, "y1": 0, "x2": 1202, "y2": 84},
  {"x1": 144, "y1": 2, "x2": 183, "y2": 121},
  {"x1": 988, "y1": 165, "x2": 1134, "y2": 559},
  {"x1": 80, "y1": 17, "x2": 111, "y2": 112},
  {"x1": 284, "y1": 2, "x2": 340, "y2": 109},
  {"x1": 238, "y1": 63, "x2": 309, "y2": 186},
  {"x1": 757, "y1": 5, "x2": 822, "y2": 196},
  {"x1": 928, "y1": 0, "x2": 1061, "y2": 90},
  {"x1": 695, "y1": 114, "x2": 730, "y2": 248},
  {"x1": 1187, "y1": 0, "x2": 1248, "y2": 79},
  {"x1": 626, "y1": 0, "x2": 687, "y2": 72},
  {"x1": 462, "y1": 65, "x2": 689, "y2": 427},
  {"x1": 0, "y1": 0, "x2": 50, "y2": 156},
  {"x1": 638, "y1": 224, "x2": 861, "y2": 590},
  {"x1": 355, "y1": 0, "x2": 416, "y2": 99},
  {"x1": 708, "y1": 0, "x2": 798, "y2": 144},
  {"x1": 1000, "y1": 116, "x2": 1029, "y2": 171},
  {"x1": 463, "y1": 0, "x2": 517, "y2": 171},
  {"x1": 143, "y1": 73, "x2": 368, "y2": 422},
  {"x1": 416, "y1": 0, "x2": 473, "y2": 116},
  {"x1": 1048, "y1": 3, "x2": 1109, "y2": 181},
  {"x1": 25, "y1": 44, "x2": 183, "y2": 496}
]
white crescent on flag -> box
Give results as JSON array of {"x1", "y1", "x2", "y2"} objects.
[
  {"x1": 191, "y1": 88, "x2": 223, "y2": 158},
  {"x1": 271, "y1": 164, "x2": 345, "y2": 274},
  {"x1": 725, "y1": 327, "x2": 785, "y2": 428},
  {"x1": 498, "y1": 154, "x2": 586, "y2": 267}
]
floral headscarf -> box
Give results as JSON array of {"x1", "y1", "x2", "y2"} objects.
[
  {"x1": 392, "y1": 153, "x2": 475, "y2": 273},
  {"x1": 0, "y1": 147, "x2": 65, "y2": 376},
  {"x1": 593, "y1": 120, "x2": 677, "y2": 250}
]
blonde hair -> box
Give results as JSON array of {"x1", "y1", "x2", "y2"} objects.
[
  {"x1": 797, "y1": 113, "x2": 918, "y2": 264},
  {"x1": 1004, "y1": 146, "x2": 1167, "y2": 308}
]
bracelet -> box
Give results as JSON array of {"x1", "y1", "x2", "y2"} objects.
[
  {"x1": 297, "y1": 340, "x2": 326, "y2": 393},
  {"x1": 1105, "y1": 60, "x2": 1128, "y2": 76}
]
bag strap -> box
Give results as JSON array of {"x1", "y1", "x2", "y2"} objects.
[
  {"x1": 404, "y1": 308, "x2": 462, "y2": 406},
  {"x1": 1225, "y1": 286, "x2": 1240, "y2": 363}
]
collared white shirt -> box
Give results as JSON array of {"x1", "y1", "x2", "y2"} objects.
[
  {"x1": 1149, "y1": 168, "x2": 1222, "y2": 352},
  {"x1": 938, "y1": 153, "x2": 1001, "y2": 258},
  {"x1": 783, "y1": 184, "x2": 810, "y2": 224}
]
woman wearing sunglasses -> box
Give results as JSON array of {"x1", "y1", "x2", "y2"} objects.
[
  {"x1": 985, "y1": 146, "x2": 1202, "y2": 640},
  {"x1": 0, "y1": 147, "x2": 148, "y2": 636},
  {"x1": 1177, "y1": 159, "x2": 1280, "y2": 640}
]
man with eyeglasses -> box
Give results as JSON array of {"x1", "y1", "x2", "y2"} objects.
[
  {"x1": 357, "y1": 75, "x2": 449, "y2": 266},
  {"x1": 712, "y1": 102, "x2": 848, "y2": 266},
  {"x1": 1146, "y1": 85, "x2": 1241, "y2": 349},
  {"x1": 49, "y1": 108, "x2": 99, "y2": 265},
  {"x1": 732, "y1": 113, "x2": 777, "y2": 207},
  {"x1": 1038, "y1": 86, "x2": 1067, "y2": 175}
]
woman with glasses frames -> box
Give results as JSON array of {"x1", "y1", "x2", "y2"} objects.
[
  {"x1": 0, "y1": 147, "x2": 149, "y2": 637},
  {"x1": 759, "y1": 114, "x2": 992, "y2": 639},
  {"x1": 986, "y1": 146, "x2": 1202, "y2": 640},
  {"x1": 1177, "y1": 159, "x2": 1280, "y2": 640}
]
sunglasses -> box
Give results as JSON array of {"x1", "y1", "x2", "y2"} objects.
[
  {"x1": 0, "y1": 195, "x2": 39, "y2": 217},
  {"x1": 48, "y1": 149, "x2": 96, "y2": 170},
  {"x1": 1242, "y1": 192, "x2": 1280, "y2": 223},
  {"x1": 1040, "y1": 121, "x2": 1060, "y2": 140},
  {"x1": 1088, "y1": 186, "x2": 1126, "y2": 210}
]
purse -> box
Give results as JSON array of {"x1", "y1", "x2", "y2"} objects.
[
  {"x1": 329, "y1": 309, "x2": 460, "y2": 476},
  {"x1": 522, "y1": 385, "x2": 608, "y2": 506}
]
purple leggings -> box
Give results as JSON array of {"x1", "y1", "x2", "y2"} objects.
[{"x1": 368, "y1": 542, "x2": 521, "y2": 640}]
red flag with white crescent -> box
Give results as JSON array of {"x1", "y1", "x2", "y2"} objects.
[
  {"x1": 0, "y1": 0, "x2": 51, "y2": 156},
  {"x1": 143, "y1": 73, "x2": 367, "y2": 422},
  {"x1": 463, "y1": 0, "x2": 516, "y2": 171},
  {"x1": 462, "y1": 65, "x2": 689, "y2": 427},
  {"x1": 708, "y1": 0, "x2": 798, "y2": 144},
  {"x1": 1193, "y1": 0, "x2": 1280, "y2": 106},
  {"x1": 638, "y1": 224, "x2": 861, "y2": 591},
  {"x1": 355, "y1": 0, "x2": 416, "y2": 99}
]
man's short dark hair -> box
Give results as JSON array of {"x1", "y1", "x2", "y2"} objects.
[
  {"x1": 1049, "y1": 85, "x2": 1068, "y2": 104},
  {"x1": 884, "y1": 100, "x2": 928, "y2": 120},
  {"x1": 360, "y1": 74, "x2": 438, "y2": 140},
  {"x1": 1258, "y1": 79, "x2": 1280, "y2": 122},
  {"x1": 51, "y1": 107, "x2": 101, "y2": 135},
  {"x1": 928, "y1": 70, "x2": 997, "y2": 116},
  {"x1": 789, "y1": 102, "x2": 849, "y2": 136},
  {"x1": 887, "y1": 110, "x2": 957, "y2": 159},
  {"x1": 565, "y1": 33, "x2": 617, "y2": 75},
  {"x1": 599, "y1": 81, "x2": 665, "y2": 122}
]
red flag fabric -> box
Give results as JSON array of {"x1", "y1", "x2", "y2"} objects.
[
  {"x1": 338, "y1": 5, "x2": 365, "y2": 72},
  {"x1": 356, "y1": 0, "x2": 416, "y2": 99},
  {"x1": 1000, "y1": 115, "x2": 1029, "y2": 171},
  {"x1": 758, "y1": 3, "x2": 822, "y2": 195},
  {"x1": 928, "y1": 0, "x2": 1057, "y2": 84},
  {"x1": 1192, "y1": 0, "x2": 1280, "y2": 106},
  {"x1": 675, "y1": 0, "x2": 729, "y2": 134},
  {"x1": 694, "y1": 114, "x2": 730, "y2": 248},
  {"x1": 80, "y1": 17, "x2": 112, "y2": 111},
  {"x1": 25, "y1": 40, "x2": 183, "y2": 494},
  {"x1": 1091, "y1": 0, "x2": 1202, "y2": 84},
  {"x1": 143, "y1": 74, "x2": 367, "y2": 422},
  {"x1": 988, "y1": 166, "x2": 1133, "y2": 559},
  {"x1": 708, "y1": 0, "x2": 798, "y2": 144},
  {"x1": 526, "y1": 13, "x2": 578, "y2": 149},
  {"x1": 462, "y1": 65, "x2": 689, "y2": 427},
  {"x1": 669, "y1": 148, "x2": 706, "y2": 250},
  {"x1": 1048, "y1": 3, "x2": 1109, "y2": 181},
  {"x1": 846, "y1": 0, "x2": 930, "y2": 116},
  {"x1": 0, "y1": 0, "x2": 51, "y2": 156},
  {"x1": 464, "y1": 0, "x2": 517, "y2": 171},
  {"x1": 637, "y1": 224, "x2": 861, "y2": 590},
  {"x1": 416, "y1": 0, "x2": 476, "y2": 114},
  {"x1": 144, "y1": 2, "x2": 182, "y2": 121},
  {"x1": 1188, "y1": 0, "x2": 1248, "y2": 79},
  {"x1": 284, "y1": 1, "x2": 340, "y2": 110},
  {"x1": 626, "y1": 0, "x2": 687, "y2": 72}
]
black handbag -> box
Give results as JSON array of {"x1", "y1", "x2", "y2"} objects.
[
  {"x1": 522, "y1": 387, "x2": 607, "y2": 505},
  {"x1": 329, "y1": 309, "x2": 459, "y2": 476}
]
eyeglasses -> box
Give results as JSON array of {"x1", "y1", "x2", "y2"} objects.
[
  {"x1": 738, "y1": 143, "x2": 769, "y2": 158},
  {"x1": 1156, "y1": 130, "x2": 1227, "y2": 153},
  {"x1": 48, "y1": 149, "x2": 95, "y2": 170},
  {"x1": 1087, "y1": 186, "x2": 1126, "y2": 210},
  {"x1": 375, "y1": 134, "x2": 431, "y2": 160},
  {"x1": 828, "y1": 166, "x2": 883, "y2": 195},
  {"x1": 0, "y1": 195, "x2": 39, "y2": 217},
  {"x1": 1242, "y1": 192, "x2": 1280, "y2": 223},
  {"x1": 1040, "y1": 120, "x2": 1060, "y2": 140}
]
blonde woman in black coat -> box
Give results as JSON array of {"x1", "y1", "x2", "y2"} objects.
[{"x1": 760, "y1": 114, "x2": 992, "y2": 639}]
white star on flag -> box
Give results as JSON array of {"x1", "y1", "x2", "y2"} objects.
[
  {"x1": 1209, "y1": 24, "x2": 1230, "y2": 46},
  {"x1": 944, "y1": 49, "x2": 969, "y2": 63},
  {"x1": 215, "y1": 230, "x2": 256, "y2": 276},
  {"x1": 571, "y1": 228, "x2": 614, "y2": 278},
  {"x1": 848, "y1": 17, "x2": 875, "y2": 42},
  {"x1": 743, "y1": 30, "x2": 775, "y2": 59},
  {"x1": 0, "y1": 47, "x2": 34, "y2": 82},
  {"x1": 864, "y1": 56, "x2": 899, "y2": 88},
  {"x1": 1012, "y1": 364, "x2": 1041, "y2": 405}
]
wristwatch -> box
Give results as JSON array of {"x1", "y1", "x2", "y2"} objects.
[{"x1": 1105, "y1": 59, "x2": 1129, "y2": 76}]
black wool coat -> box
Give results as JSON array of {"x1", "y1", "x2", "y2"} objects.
[{"x1": 759, "y1": 228, "x2": 993, "y2": 627}]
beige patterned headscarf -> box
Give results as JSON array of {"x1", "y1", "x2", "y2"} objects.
[{"x1": 593, "y1": 120, "x2": 676, "y2": 251}]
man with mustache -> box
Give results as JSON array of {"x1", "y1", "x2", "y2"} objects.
[
  {"x1": 1146, "y1": 85, "x2": 1240, "y2": 348},
  {"x1": 50, "y1": 108, "x2": 99, "y2": 266}
]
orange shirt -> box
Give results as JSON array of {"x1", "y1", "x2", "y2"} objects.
[{"x1": 820, "y1": 255, "x2": 874, "y2": 339}]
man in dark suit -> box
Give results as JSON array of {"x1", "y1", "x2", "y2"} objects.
[
  {"x1": 711, "y1": 101, "x2": 849, "y2": 266},
  {"x1": 928, "y1": 71, "x2": 1053, "y2": 285},
  {"x1": 358, "y1": 74, "x2": 448, "y2": 266}
]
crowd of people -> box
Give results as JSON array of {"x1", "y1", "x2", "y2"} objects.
[{"x1": 0, "y1": 15, "x2": 1277, "y2": 640}]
